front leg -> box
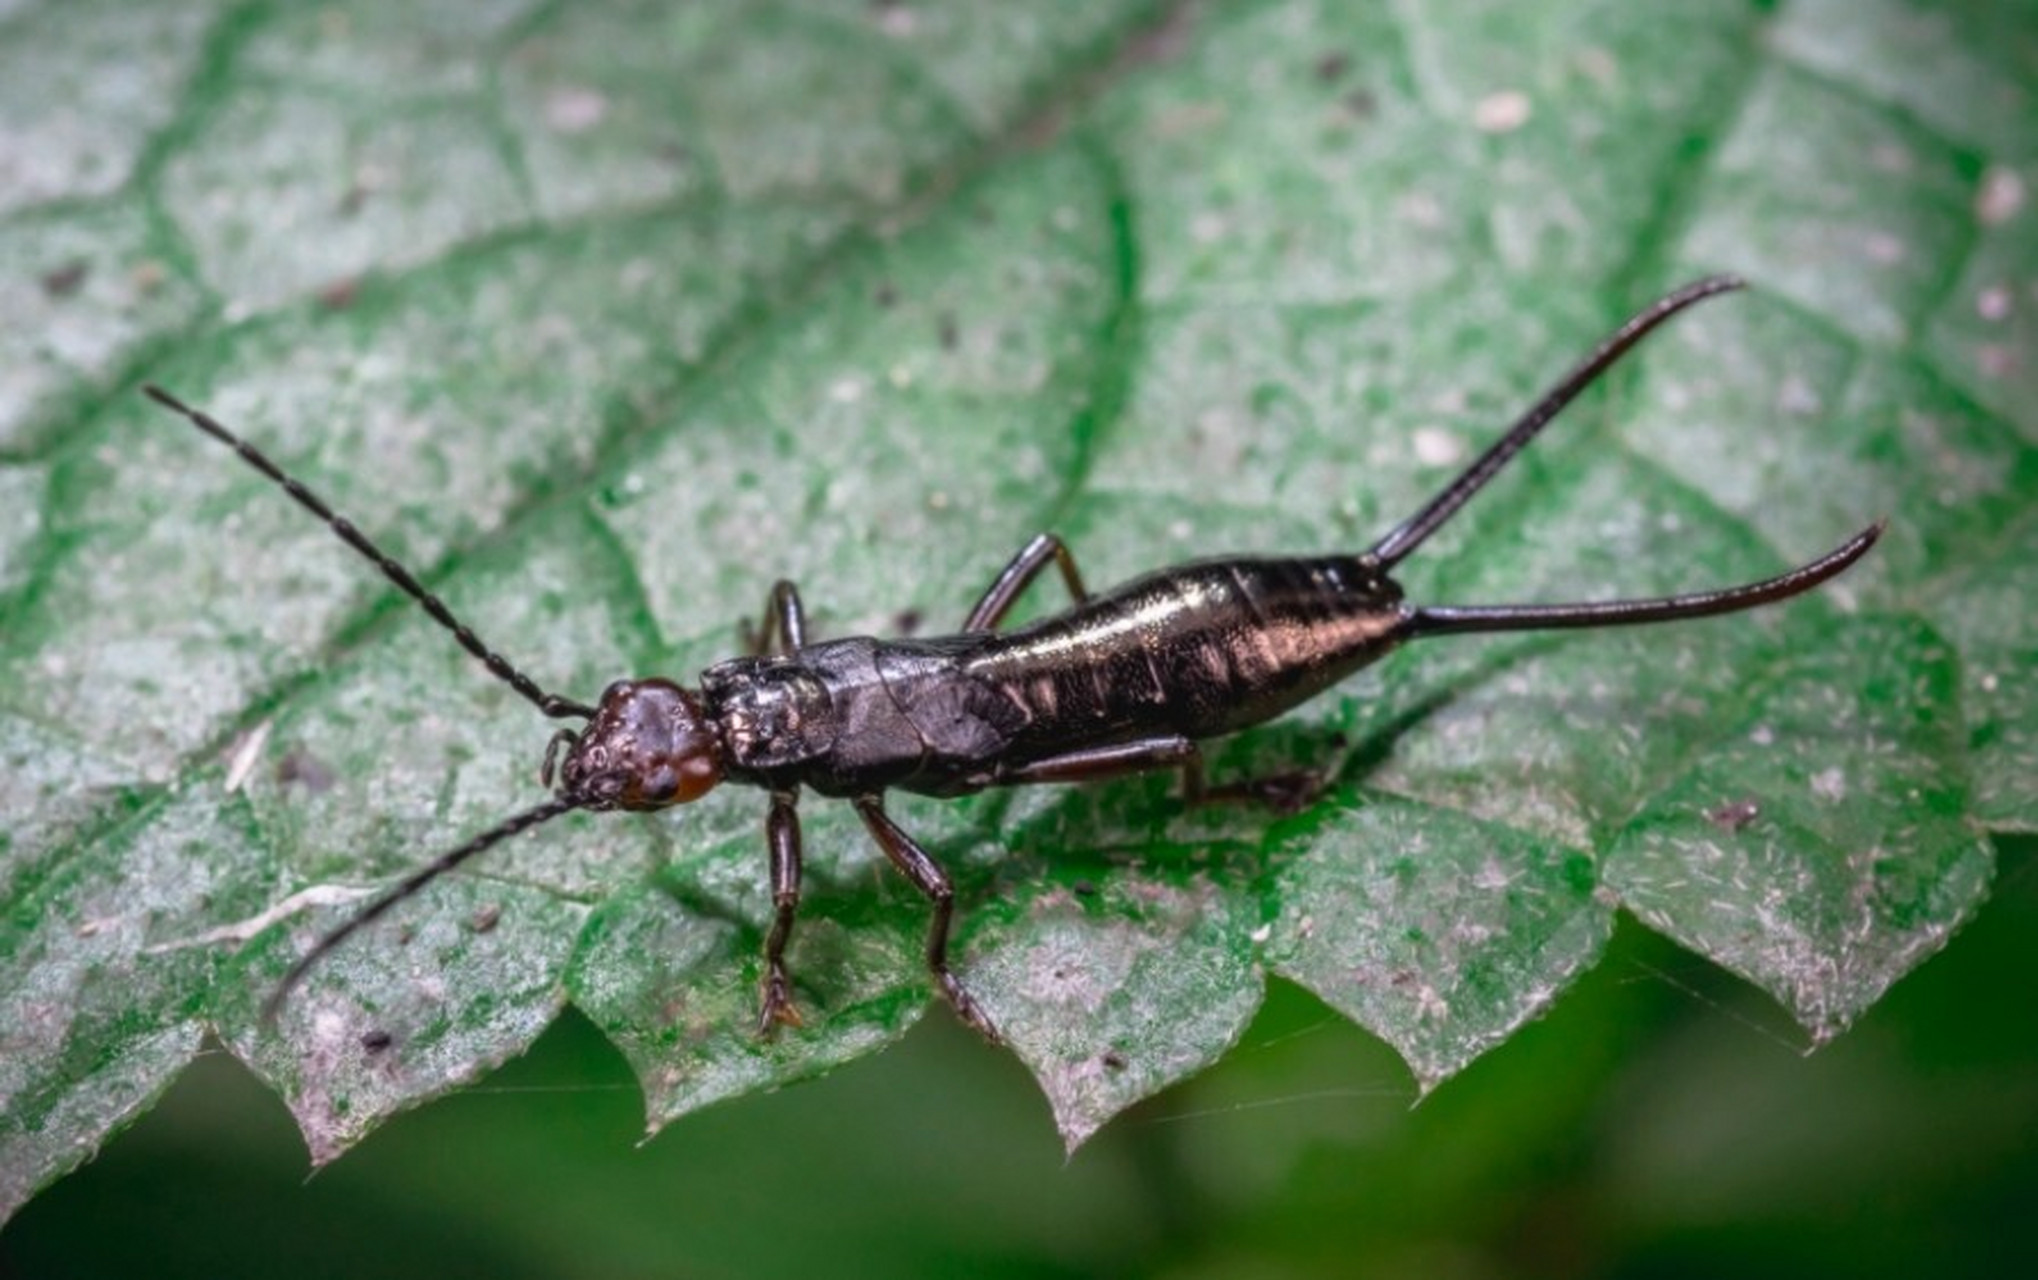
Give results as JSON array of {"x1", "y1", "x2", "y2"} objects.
[
  {"x1": 756, "y1": 789, "x2": 805, "y2": 1035},
  {"x1": 852, "y1": 794, "x2": 1001, "y2": 1044}
]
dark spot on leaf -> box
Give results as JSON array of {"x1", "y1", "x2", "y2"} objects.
[
  {"x1": 1314, "y1": 52, "x2": 1350, "y2": 83},
  {"x1": 276, "y1": 749, "x2": 337, "y2": 793},
  {"x1": 318, "y1": 277, "x2": 360, "y2": 311},
  {"x1": 1018, "y1": 107, "x2": 1066, "y2": 150},
  {"x1": 1072, "y1": 879, "x2": 1097, "y2": 897},
  {"x1": 1705, "y1": 797, "x2": 1762, "y2": 833},
  {"x1": 361, "y1": 1029, "x2": 393, "y2": 1053},
  {"x1": 468, "y1": 903, "x2": 501, "y2": 934},
  {"x1": 892, "y1": 608, "x2": 923, "y2": 635},
  {"x1": 873, "y1": 280, "x2": 898, "y2": 308},
  {"x1": 1101, "y1": 1050, "x2": 1127, "y2": 1071},
  {"x1": 1125, "y1": 6, "x2": 1191, "y2": 66},
  {"x1": 937, "y1": 311, "x2": 959, "y2": 350},
  {"x1": 40, "y1": 260, "x2": 89, "y2": 298},
  {"x1": 1342, "y1": 88, "x2": 1377, "y2": 119}
]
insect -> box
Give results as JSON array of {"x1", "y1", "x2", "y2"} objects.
[{"x1": 145, "y1": 275, "x2": 1880, "y2": 1043}]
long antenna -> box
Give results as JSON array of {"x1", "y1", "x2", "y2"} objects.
[
  {"x1": 1406, "y1": 521, "x2": 1883, "y2": 639},
  {"x1": 1366, "y1": 275, "x2": 1745, "y2": 571},
  {"x1": 144, "y1": 385, "x2": 595, "y2": 720},
  {"x1": 260, "y1": 796, "x2": 583, "y2": 1023}
]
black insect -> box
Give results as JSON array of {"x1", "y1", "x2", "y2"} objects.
[{"x1": 145, "y1": 275, "x2": 1880, "y2": 1043}]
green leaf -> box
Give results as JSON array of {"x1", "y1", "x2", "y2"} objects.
[{"x1": 2, "y1": 0, "x2": 2027, "y2": 1216}]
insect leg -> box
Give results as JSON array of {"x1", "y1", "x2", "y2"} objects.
[
  {"x1": 756, "y1": 789, "x2": 806, "y2": 1036},
  {"x1": 962, "y1": 533, "x2": 1089, "y2": 631},
  {"x1": 1180, "y1": 752, "x2": 1323, "y2": 814},
  {"x1": 852, "y1": 795, "x2": 1001, "y2": 1043},
  {"x1": 991, "y1": 735, "x2": 1321, "y2": 811},
  {"x1": 741, "y1": 580, "x2": 807, "y2": 655},
  {"x1": 992, "y1": 734, "x2": 1198, "y2": 785}
]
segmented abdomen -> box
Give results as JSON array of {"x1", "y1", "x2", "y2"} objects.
[{"x1": 965, "y1": 556, "x2": 1411, "y2": 750}]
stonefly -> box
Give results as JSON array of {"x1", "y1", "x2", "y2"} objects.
[{"x1": 146, "y1": 275, "x2": 1880, "y2": 1043}]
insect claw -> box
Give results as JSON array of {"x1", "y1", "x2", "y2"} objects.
[
  {"x1": 756, "y1": 969, "x2": 804, "y2": 1037},
  {"x1": 940, "y1": 976, "x2": 1002, "y2": 1046},
  {"x1": 1245, "y1": 770, "x2": 1325, "y2": 814},
  {"x1": 1186, "y1": 768, "x2": 1326, "y2": 814}
]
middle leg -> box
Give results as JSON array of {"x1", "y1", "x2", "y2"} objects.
[
  {"x1": 963, "y1": 532, "x2": 1088, "y2": 631},
  {"x1": 741, "y1": 579, "x2": 807, "y2": 656},
  {"x1": 853, "y1": 794, "x2": 1000, "y2": 1043}
]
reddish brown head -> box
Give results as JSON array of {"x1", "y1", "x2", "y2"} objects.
[{"x1": 547, "y1": 678, "x2": 724, "y2": 810}]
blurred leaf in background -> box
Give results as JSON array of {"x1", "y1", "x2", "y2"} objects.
[{"x1": 1, "y1": 0, "x2": 2033, "y2": 1275}]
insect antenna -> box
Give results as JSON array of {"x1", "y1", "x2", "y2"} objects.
[
  {"x1": 142, "y1": 384, "x2": 595, "y2": 720},
  {"x1": 1365, "y1": 275, "x2": 1746, "y2": 572},
  {"x1": 260, "y1": 796, "x2": 584, "y2": 1024}
]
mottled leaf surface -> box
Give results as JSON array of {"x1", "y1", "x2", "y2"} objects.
[{"x1": 2, "y1": 0, "x2": 2028, "y2": 1214}]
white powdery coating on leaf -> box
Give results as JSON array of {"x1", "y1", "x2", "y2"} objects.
[
  {"x1": 980, "y1": 874, "x2": 1261, "y2": 1150},
  {"x1": 1612, "y1": 825, "x2": 1990, "y2": 1041},
  {"x1": 1267, "y1": 799, "x2": 1610, "y2": 1092},
  {"x1": 1472, "y1": 90, "x2": 1532, "y2": 132},
  {"x1": 233, "y1": 883, "x2": 586, "y2": 1166},
  {"x1": 1976, "y1": 165, "x2": 2024, "y2": 224},
  {"x1": 0, "y1": 1022, "x2": 201, "y2": 1221}
]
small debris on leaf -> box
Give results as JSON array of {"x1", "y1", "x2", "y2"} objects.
[
  {"x1": 40, "y1": 260, "x2": 89, "y2": 298},
  {"x1": 276, "y1": 748, "x2": 338, "y2": 793},
  {"x1": 1704, "y1": 797, "x2": 1761, "y2": 833}
]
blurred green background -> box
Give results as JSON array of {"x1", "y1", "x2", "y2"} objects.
[{"x1": 7, "y1": 836, "x2": 2033, "y2": 1278}]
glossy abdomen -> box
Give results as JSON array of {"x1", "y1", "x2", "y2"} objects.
[{"x1": 966, "y1": 556, "x2": 1412, "y2": 750}]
